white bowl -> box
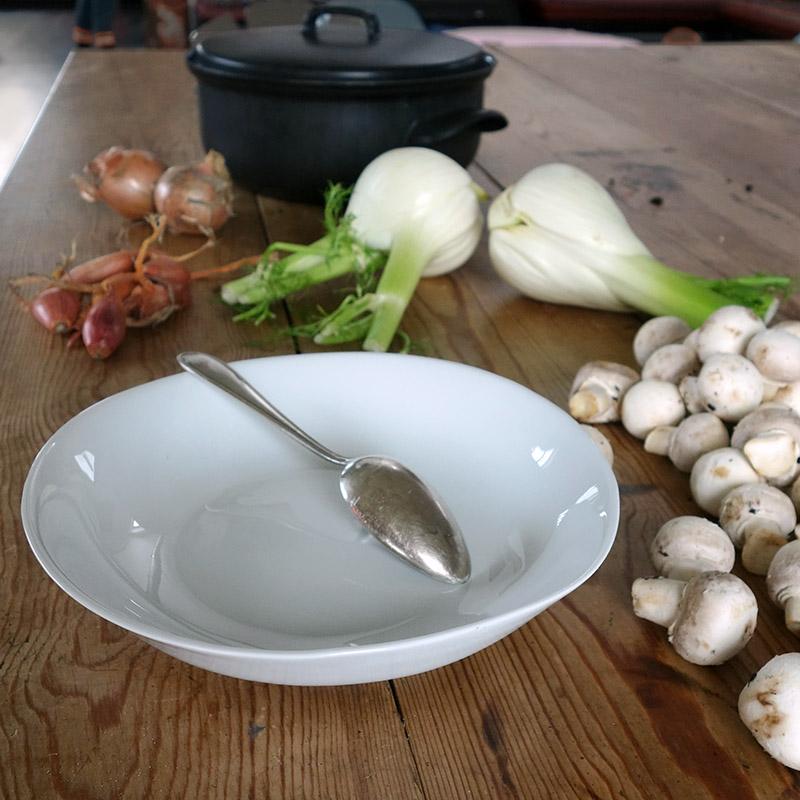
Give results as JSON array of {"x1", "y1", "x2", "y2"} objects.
[{"x1": 22, "y1": 353, "x2": 618, "y2": 685}]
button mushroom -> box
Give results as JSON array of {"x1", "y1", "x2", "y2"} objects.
[
  {"x1": 746, "y1": 329, "x2": 800, "y2": 385},
  {"x1": 631, "y1": 572, "x2": 757, "y2": 665},
  {"x1": 731, "y1": 405, "x2": 800, "y2": 487},
  {"x1": 579, "y1": 424, "x2": 614, "y2": 466},
  {"x1": 690, "y1": 447, "x2": 763, "y2": 516},
  {"x1": 633, "y1": 316, "x2": 693, "y2": 366},
  {"x1": 649, "y1": 516, "x2": 735, "y2": 579},
  {"x1": 696, "y1": 353, "x2": 764, "y2": 422},
  {"x1": 568, "y1": 361, "x2": 639, "y2": 423},
  {"x1": 620, "y1": 380, "x2": 685, "y2": 440},
  {"x1": 773, "y1": 320, "x2": 800, "y2": 338},
  {"x1": 695, "y1": 305, "x2": 765, "y2": 362},
  {"x1": 766, "y1": 539, "x2": 800, "y2": 635},
  {"x1": 740, "y1": 654, "x2": 800, "y2": 770},
  {"x1": 773, "y1": 381, "x2": 800, "y2": 417},
  {"x1": 678, "y1": 374, "x2": 704, "y2": 414},
  {"x1": 644, "y1": 412, "x2": 730, "y2": 472},
  {"x1": 641, "y1": 343, "x2": 699, "y2": 384},
  {"x1": 718, "y1": 484, "x2": 797, "y2": 574}
]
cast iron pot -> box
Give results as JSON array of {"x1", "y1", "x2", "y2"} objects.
[{"x1": 187, "y1": 6, "x2": 507, "y2": 202}]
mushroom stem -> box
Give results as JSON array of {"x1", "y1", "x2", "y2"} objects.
[
  {"x1": 785, "y1": 596, "x2": 800, "y2": 635},
  {"x1": 631, "y1": 577, "x2": 684, "y2": 627},
  {"x1": 644, "y1": 426, "x2": 674, "y2": 456},
  {"x1": 743, "y1": 429, "x2": 800, "y2": 481},
  {"x1": 569, "y1": 387, "x2": 612, "y2": 422}
]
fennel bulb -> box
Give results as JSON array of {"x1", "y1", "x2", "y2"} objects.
[
  {"x1": 348, "y1": 147, "x2": 483, "y2": 351},
  {"x1": 488, "y1": 163, "x2": 791, "y2": 326},
  {"x1": 221, "y1": 148, "x2": 483, "y2": 350}
]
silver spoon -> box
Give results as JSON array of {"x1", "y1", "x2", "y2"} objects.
[{"x1": 177, "y1": 352, "x2": 471, "y2": 584}]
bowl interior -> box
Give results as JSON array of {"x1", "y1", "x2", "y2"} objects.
[{"x1": 23, "y1": 353, "x2": 618, "y2": 654}]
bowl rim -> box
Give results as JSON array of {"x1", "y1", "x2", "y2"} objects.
[{"x1": 21, "y1": 352, "x2": 619, "y2": 664}]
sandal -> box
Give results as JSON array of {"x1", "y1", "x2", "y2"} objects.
[
  {"x1": 93, "y1": 31, "x2": 117, "y2": 48},
  {"x1": 72, "y1": 26, "x2": 93, "y2": 47}
]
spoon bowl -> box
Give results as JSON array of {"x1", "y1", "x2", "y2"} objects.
[{"x1": 177, "y1": 352, "x2": 471, "y2": 584}]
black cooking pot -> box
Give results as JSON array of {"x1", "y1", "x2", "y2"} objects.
[{"x1": 186, "y1": 6, "x2": 507, "y2": 202}]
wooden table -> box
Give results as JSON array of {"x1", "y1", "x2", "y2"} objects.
[{"x1": 1, "y1": 44, "x2": 799, "y2": 799}]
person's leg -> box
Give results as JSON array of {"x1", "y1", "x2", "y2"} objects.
[
  {"x1": 92, "y1": 0, "x2": 117, "y2": 47},
  {"x1": 72, "y1": 0, "x2": 94, "y2": 45}
]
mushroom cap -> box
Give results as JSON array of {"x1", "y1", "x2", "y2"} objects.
[
  {"x1": 690, "y1": 447, "x2": 762, "y2": 516},
  {"x1": 569, "y1": 361, "x2": 640, "y2": 423},
  {"x1": 667, "y1": 412, "x2": 730, "y2": 473},
  {"x1": 650, "y1": 516, "x2": 735, "y2": 579},
  {"x1": 774, "y1": 382, "x2": 800, "y2": 417},
  {"x1": 695, "y1": 305, "x2": 765, "y2": 362},
  {"x1": 739, "y1": 653, "x2": 800, "y2": 770},
  {"x1": 731, "y1": 405, "x2": 800, "y2": 486},
  {"x1": 766, "y1": 539, "x2": 800, "y2": 608},
  {"x1": 719, "y1": 484, "x2": 797, "y2": 546},
  {"x1": 633, "y1": 316, "x2": 693, "y2": 366},
  {"x1": 620, "y1": 380, "x2": 686, "y2": 440},
  {"x1": 668, "y1": 571, "x2": 757, "y2": 665},
  {"x1": 773, "y1": 320, "x2": 800, "y2": 339},
  {"x1": 696, "y1": 353, "x2": 764, "y2": 422},
  {"x1": 641, "y1": 343, "x2": 699, "y2": 384},
  {"x1": 732, "y1": 405, "x2": 800, "y2": 449},
  {"x1": 746, "y1": 329, "x2": 800, "y2": 384}
]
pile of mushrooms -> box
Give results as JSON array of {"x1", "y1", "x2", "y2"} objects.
[{"x1": 570, "y1": 305, "x2": 800, "y2": 769}]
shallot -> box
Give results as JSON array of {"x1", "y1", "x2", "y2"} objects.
[
  {"x1": 74, "y1": 147, "x2": 166, "y2": 219},
  {"x1": 154, "y1": 150, "x2": 233, "y2": 236}
]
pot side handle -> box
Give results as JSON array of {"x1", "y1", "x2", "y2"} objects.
[{"x1": 406, "y1": 109, "x2": 507, "y2": 147}]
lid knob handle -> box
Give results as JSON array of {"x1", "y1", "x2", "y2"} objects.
[{"x1": 302, "y1": 5, "x2": 382, "y2": 43}]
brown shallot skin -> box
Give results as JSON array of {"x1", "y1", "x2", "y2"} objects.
[
  {"x1": 67, "y1": 250, "x2": 134, "y2": 283},
  {"x1": 143, "y1": 255, "x2": 192, "y2": 308},
  {"x1": 74, "y1": 147, "x2": 166, "y2": 220},
  {"x1": 153, "y1": 150, "x2": 234, "y2": 235},
  {"x1": 30, "y1": 287, "x2": 81, "y2": 334},
  {"x1": 82, "y1": 292, "x2": 127, "y2": 359}
]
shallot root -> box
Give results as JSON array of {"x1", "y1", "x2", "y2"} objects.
[{"x1": 10, "y1": 216, "x2": 199, "y2": 359}]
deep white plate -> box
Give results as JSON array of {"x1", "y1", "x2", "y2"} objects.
[{"x1": 22, "y1": 353, "x2": 618, "y2": 685}]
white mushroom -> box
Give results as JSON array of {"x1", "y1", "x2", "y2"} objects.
[
  {"x1": 643, "y1": 412, "x2": 730, "y2": 473},
  {"x1": 739, "y1": 653, "x2": 800, "y2": 770},
  {"x1": 633, "y1": 316, "x2": 693, "y2": 366},
  {"x1": 579, "y1": 424, "x2": 614, "y2": 466},
  {"x1": 746, "y1": 329, "x2": 800, "y2": 385},
  {"x1": 773, "y1": 381, "x2": 800, "y2": 417},
  {"x1": 718, "y1": 484, "x2": 797, "y2": 574},
  {"x1": 773, "y1": 320, "x2": 800, "y2": 338},
  {"x1": 690, "y1": 447, "x2": 763, "y2": 516},
  {"x1": 678, "y1": 375, "x2": 704, "y2": 414},
  {"x1": 731, "y1": 405, "x2": 800, "y2": 487},
  {"x1": 695, "y1": 305, "x2": 765, "y2": 362},
  {"x1": 792, "y1": 475, "x2": 800, "y2": 515},
  {"x1": 649, "y1": 516, "x2": 735, "y2": 579},
  {"x1": 568, "y1": 361, "x2": 639, "y2": 423},
  {"x1": 767, "y1": 540, "x2": 800, "y2": 635},
  {"x1": 696, "y1": 353, "x2": 764, "y2": 422},
  {"x1": 641, "y1": 343, "x2": 699, "y2": 384},
  {"x1": 632, "y1": 572, "x2": 757, "y2": 665},
  {"x1": 620, "y1": 380, "x2": 685, "y2": 440}
]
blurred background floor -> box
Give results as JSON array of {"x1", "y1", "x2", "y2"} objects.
[{"x1": 1, "y1": 0, "x2": 799, "y2": 190}]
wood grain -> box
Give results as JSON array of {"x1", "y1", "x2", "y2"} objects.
[
  {"x1": 2, "y1": 45, "x2": 800, "y2": 799},
  {"x1": 0, "y1": 51, "x2": 421, "y2": 800}
]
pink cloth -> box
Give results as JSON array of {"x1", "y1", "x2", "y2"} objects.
[{"x1": 446, "y1": 26, "x2": 640, "y2": 48}]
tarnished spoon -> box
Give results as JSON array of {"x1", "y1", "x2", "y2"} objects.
[{"x1": 177, "y1": 352, "x2": 471, "y2": 584}]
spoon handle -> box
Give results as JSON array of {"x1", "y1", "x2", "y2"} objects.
[{"x1": 177, "y1": 352, "x2": 348, "y2": 467}]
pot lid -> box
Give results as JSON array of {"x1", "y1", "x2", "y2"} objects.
[{"x1": 187, "y1": 6, "x2": 494, "y2": 90}]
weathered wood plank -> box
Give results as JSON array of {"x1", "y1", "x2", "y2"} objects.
[{"x1": 0, "y1": 51, "x2": 421, "y2": 800}]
